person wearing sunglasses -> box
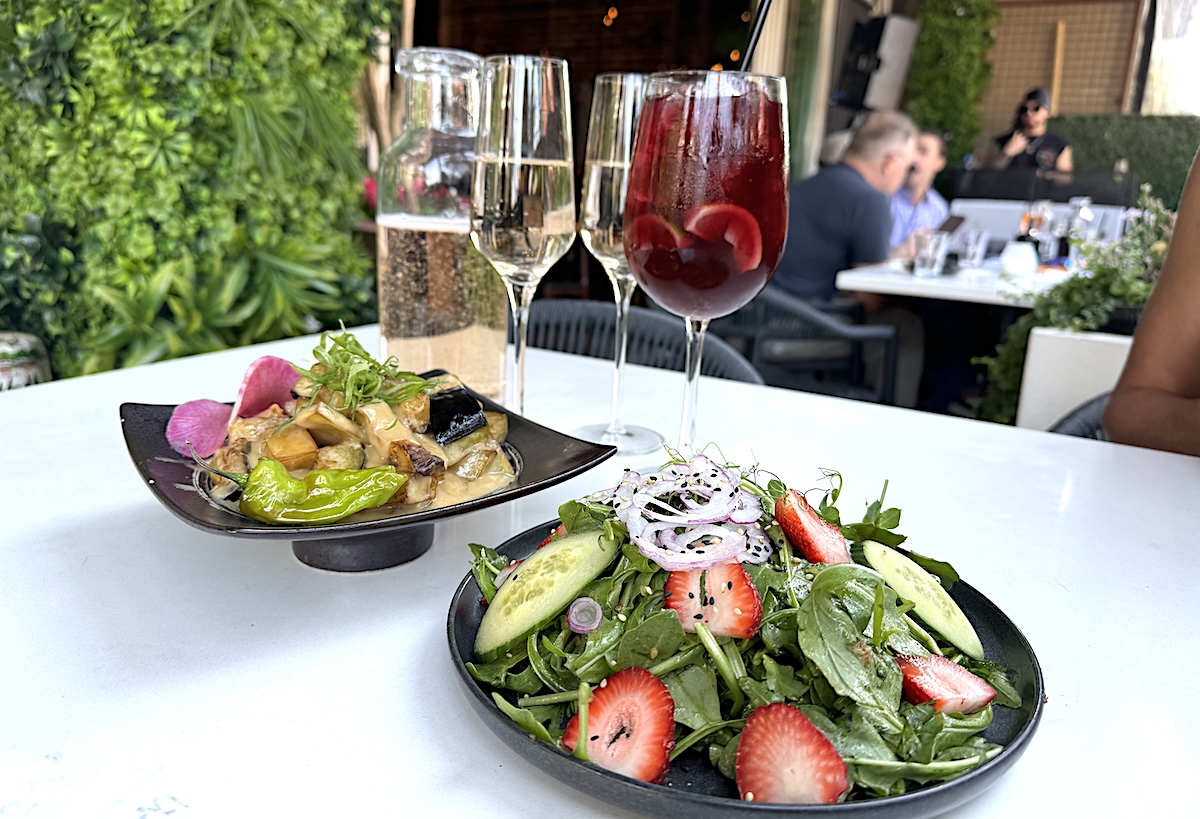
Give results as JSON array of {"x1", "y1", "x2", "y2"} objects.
[{"x1": 983, "y1": 88, "x2": 1072, "y2": 172}]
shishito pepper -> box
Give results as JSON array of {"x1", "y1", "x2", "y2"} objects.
[{"x1": 199, "y1": 454, "x2": 408, "y2": 524}]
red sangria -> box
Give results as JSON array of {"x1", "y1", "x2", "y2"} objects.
[
  {"x1": 624, "y1": 73, "x2": 788, "y2": 320},
  {"x1": 622, "y1": 71, "x2": 788, "y2": 449}
]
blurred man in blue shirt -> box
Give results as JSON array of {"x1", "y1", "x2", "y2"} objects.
[{"x1": 890, "y1": 129, "x2": 948, "y2": 255}]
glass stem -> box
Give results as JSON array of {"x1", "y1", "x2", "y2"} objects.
[
  {"x1": 679, "y1": 316, "x2": 709, "y2": 452},
  {"x1": 504, "y1": 279, "x2": 537, "y2": 416},
  {"x1": 605, "y1": 273, "x2": 637, "y2": 438}
]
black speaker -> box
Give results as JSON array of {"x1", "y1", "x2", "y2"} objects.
[{"x1": 832, "y1": 15, "x2": 919, "y2": 112}]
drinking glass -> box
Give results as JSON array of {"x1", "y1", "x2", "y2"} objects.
[
  {"x1": 470, "y1": 55, "x2": 576, "y2": 416},
  {"x1": 575, "y1": 72, "x2": 664, "y2": 455},
  {"x1": 913, "y1": 231, "x2": 949, "y2": 278},
  {"x1": 624, "y1": 71, "x2": 789, "y2": 451},
  {"x1": 377, "y1": 48, "x2": 508, "y2": 402}
]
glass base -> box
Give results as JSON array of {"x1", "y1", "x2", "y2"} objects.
[{"x1": 572, "y1": 423, "x2": 664, "y2": 455}]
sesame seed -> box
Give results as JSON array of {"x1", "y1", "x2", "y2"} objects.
[
  {"x1": 505, "y1": 652, "x2": 513, "y2": 658},
  {"x1": 735, "y1": 607, "x2": 742, "y2": 615},
  {"x1": 591, "y1": 735, "x2": 600, "y2": 741},
  {"x1": 745, "y1": 792, "x2": 755, "y2": 802},
  {"x1": 600, "y1": 679, "x2": 608, "y2": 688},
  {"x1": 650, "y1": 647, "x2": 659, "y2": 659},
  {"x1": 617, "y1": 613, "x2": 627, "y2": 622},
  {"x1": 644, "y1": 586, "x2": 653, "y2": 595},
  {"x1": 693, "y1": 613, "x2": 704, "y2": 620}
]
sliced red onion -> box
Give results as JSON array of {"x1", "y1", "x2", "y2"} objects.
[
  {"x1": 230, "y1": 356, "x2": 301, "y2": 420},
  {"x1": 495, "y1": 559, "x2": 522, "y2": 589},
  {"x1": 166, "y1": 399, "x2": 237, "y2": 457},
  {"x1": 735, "y1": 523, "x2": 773, "y2": 564},
  {"x1": 567, "y1": 597, "x2": 604, "y2": 633},
  {"x1": 591, "y1": 454, "x2": 776, "y2": 571}
]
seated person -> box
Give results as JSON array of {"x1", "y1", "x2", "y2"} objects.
[
  {"x1": 890, "y1": 129, "x2": 949, "y2": 256},
  {"x1": 979, "y1": 88, "x2": 1072, "y2": 173},
  {"x1": 773, "y1": 111, "x2": 916, "y2": 302},
  {"x1": 1105, "y1": 150, "x2": 1200, "y2": 456},
  {"x1": 771, "y1": 112, "x2": 924, "y2": 407}
]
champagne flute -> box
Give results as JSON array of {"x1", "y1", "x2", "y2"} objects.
[
  {"x1": 624, "y1": 71, "x2": 789, "y2": 451},
  {"x1": 470, "y1": 54, "x2": 576, "y2": 417},
  {"x1": 575, "y1": 72, "x2": 664, "y2": 455}
]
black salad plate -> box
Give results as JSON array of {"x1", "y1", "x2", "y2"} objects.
[
  {"x1": 120, "y1": 374, "x2": 616, "y2": 572},
  {"x1": 447, "y1": 519, "x2": 1045, "y2": 819}
]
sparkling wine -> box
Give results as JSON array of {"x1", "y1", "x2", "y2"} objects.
[
  {"x1": 376, "y1": 214, "x2": 508, "y2": 401},
  {"x1": 470, "y1": 157, "x2": 577, "y2": 284},
  {"x1": 579, "y1": 159, "x2": 633, "y2": 280}
]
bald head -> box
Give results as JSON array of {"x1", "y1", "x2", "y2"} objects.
[{"x1": 842, "y1": 112, "x2": 917, "y2": 196}]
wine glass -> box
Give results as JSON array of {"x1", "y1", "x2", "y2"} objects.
[
  {"x1": 624, "y1": 71, "x2": 789, "y2": 451},
  {"x1": 575, "y1": 72, "x2": 664, "y2": 455},
  {"x1": 470, "y1": 55, "x2": 576, "y2": 416}
]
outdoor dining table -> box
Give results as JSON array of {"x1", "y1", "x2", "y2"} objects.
[
  {"x1": 835, "y1": 260, "x2": 1072, "y2": 308},
  {"x1": 4, "y1": 324, "x2": 1198, "y2": 818}
]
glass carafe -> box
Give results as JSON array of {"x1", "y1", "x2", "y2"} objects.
[{"x1": 377, "y1": 48, "x2": 508, "y2": 401}]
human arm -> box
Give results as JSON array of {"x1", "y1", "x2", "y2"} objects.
[
  {"x1": 1104, "y1": 151, "x2": 1200, "y2": 455},
  {"x1": 1055, "y1": 145, "x2": 1073, "y2": 173},
  {"x1": 850, "y1": 195, "x2": 897, "y2": 313}
]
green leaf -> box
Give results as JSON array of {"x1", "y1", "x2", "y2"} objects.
[
  {"x1": 663, "y1": 664, "x2": 723, "y2": 730},
  {"x1": 491, "y1": 693, "x2": 555, "y2": 744},
  {"x1": 615, "y1": 610, "x2": 685, "y2": 672}
]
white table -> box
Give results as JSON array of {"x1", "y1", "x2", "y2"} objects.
[
  {"x1": 4, "y1": 326, "x2": 1199, "y2": 818},
  {"x1": 836, "y1": 260, "x2": 1071, "y2": 308}
]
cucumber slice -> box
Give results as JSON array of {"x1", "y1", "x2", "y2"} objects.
[
  {"x1": 861, "y1": 540, "x2": 984, "y2": 659},
  {"x1": 474, "y1": 530, "x2": 618, "y2": 661}
]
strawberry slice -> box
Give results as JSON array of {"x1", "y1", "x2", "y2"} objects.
[
  {"x1": 773, "y1": 489, "x2": 851, "y2": 564},
  {"x1": 561, "y1": 667, "x2": 676, "y2": 784},
  {"x1": 664, "y1": 561, "x2": 762, "y2": 639},
  {"x1": 683, "y1": 203, "x2": 763, "y2": 273},
  {"x1": 736, "y1": 703, "x2": 849, "y2": 804},
  {"x1": 896, "y1": 654, "x2": 997, "y2": 715},
  {"x1": 536, "y1": 523, "x2": 567, "y2": 549}
]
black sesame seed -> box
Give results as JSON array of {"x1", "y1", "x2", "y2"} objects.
[
  {"x1": 688, "y1": 592, "x2": 695, "y2": 598},
  {"x1": 693, "y1": 613, "x2": 705, "y2": 620},
  {"x1": 591, "y1": 735, "x2": 600, "y2": 741},
  {"x1": 727, "y1": 581, "x2": 733, "y2": 590},
  {"x1": 708, "y1": 596, "x2": 716, "y2": 605}
]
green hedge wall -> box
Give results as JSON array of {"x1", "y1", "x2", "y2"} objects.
[
  {"x1": 1050, "y1": 114, "x2": 1200, "y2": 210},
  {"x1": 0, "y1": 1, "x2": 392, "y2": 378}
]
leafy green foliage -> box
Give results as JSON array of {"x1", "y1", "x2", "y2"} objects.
[
  {"x1": 1050, "y1": 114, "x2": 1200, "y2": 210},
  {"x1": 975, "y1": 187, "x2": 1174, "y2": 424},
  {"x1": 903, "y1": 0, "x2": 1001, "y2": 169},
  {"x1": 0, "y1": 214, "x2": 87, "y2": 377},
  {"x1": 0, "y1": 0, "x2": 394, "y2": 377}
]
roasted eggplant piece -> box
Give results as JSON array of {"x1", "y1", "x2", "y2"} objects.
[
  {"x1": 427, "y1": 387, "x2": 487, "y2": 446},
  {"x1": 396, "y1": 474, "x2": 439, "y2": 505},
  {"x1": 294, "y1": 402, "x2": 366, "y2": 446},
  {"x1": 398, "y1": 392, "x2": 431, "y2": 433},
  {"x1": 227, "y1": 404, "x2": 288, "y2": 443},
  {"x1": 389, "y1": 440, "x2": 446, "y2": 477},
  {"x1": 261, "y1": 424, "x2": 319, "y2": 472},
  {"x1": 314, "y1": 440, "x2": 366, "y2": 471}
]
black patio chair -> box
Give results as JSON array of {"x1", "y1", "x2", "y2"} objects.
[
  {"x1": 707, "y1": 286, "x2": 898, "y2": 404},
  {"x1": 523, "y1": 298, "x2": 765, "y2": 385},
  {"x1": 1047, "y1": 392, "x2": 1110, "y2": 440}
]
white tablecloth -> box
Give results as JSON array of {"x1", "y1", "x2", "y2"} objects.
[{"x1": 3, "y1": 326, "x2": 1198, "y2": 818}]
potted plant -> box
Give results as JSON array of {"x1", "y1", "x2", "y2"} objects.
[{"x1": 974, "y1": 186, "x2": 1174, "y2": 424}]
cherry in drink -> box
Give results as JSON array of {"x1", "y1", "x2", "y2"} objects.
[{"x1": 624, "y1": 77, "x2": 788, "y2": 320}]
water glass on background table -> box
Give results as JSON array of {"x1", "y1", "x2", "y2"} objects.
[
  {"x1": 575, "y1": 72, "x2": 664, "y2": 455},
  {"x1": 913, "y1": 230, "x2": 949, "y2": 278},
  {"x1": 961, "y1": 226, "x2": 989, "y2": 268},
  {"x1": 624, "y1": 71, "x2": 789, "y2": 451},
  {"x1": 470, "y1": 55, "x2": 576, "y2": 416},
  {"x1": 376, "y1": 48, "x2": 508, "y2": 401}
]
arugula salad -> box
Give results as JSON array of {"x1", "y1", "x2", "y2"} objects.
[{"x1": 467, "y1": 453, "x2": 1023, "y2": 805}]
